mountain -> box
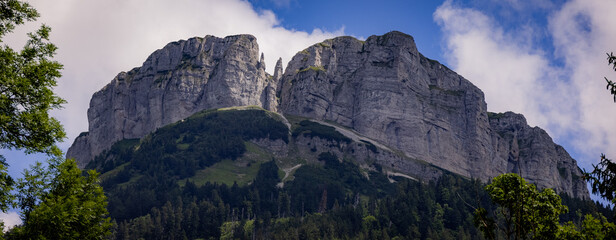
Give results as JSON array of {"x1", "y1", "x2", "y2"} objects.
[
  {"x1": 277, "y1": 31, "x2": 587, "y2": 198},
  {"x1": 67, "y1": 31, "x2": 588, "y2": 200},
  {"x1": 90, "y1": 107, "x2": 489, "y2": 239},
  {"x1": 67, "y1": 34, "x2": 277, "y2": 165},
  {"x1": 85, "y1": 107, "x2": 606, "y2": 239}
]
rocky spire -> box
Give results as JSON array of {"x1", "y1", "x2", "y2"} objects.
[
  {"x1": 262, "y1": 57, "x2": 282, "y2": 112},
  {"x1": 273, "y1": 57, "x2": 283, "y2": 82},
  {"x1": 66, "y1": 31, "x2": 589, "y2": 199},
  {"x1": 259, "y1": 53, "x2": 266, "y2": 70}
]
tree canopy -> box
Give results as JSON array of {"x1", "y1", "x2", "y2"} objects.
[
  {"x1": 0, "y1": 1, "x2": 110, "y2": 238},
  {"x1": 476, "y1": 173, "x2": 616, "y2": 240},
  {"x1": 5, "y1": 159, "x2": 111, "y2": 239},
  {"x1": 584, "y1": 52, "x2": 616, "y2": 204},
  {"x1": 474, "y1": 173, "x2": 567, "y2": 240},
  {"x1": 0, "y1": 0, "x2": 65, "y2": 156}
]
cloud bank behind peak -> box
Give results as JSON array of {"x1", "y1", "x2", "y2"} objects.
[
  {"x1": 4, "y1": 0, "x2": 343, "y2": 152},
  {"x1": 434, "y1": 0, "x2": 616, "y2": 170}
]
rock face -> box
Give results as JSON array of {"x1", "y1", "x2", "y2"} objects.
[
  {"x1": 279, "y1": 31, "x2": 494, "y2": 180},
  {"x1": 68, "y1": 31, "x2": 588, "y2": 199},
  {"x1": 263, "y1": 58, "x2": 283, "y2": 112},
  {"x1": 278, "y1": 31, "x2": 587, "y2": 198},
  {"x1": 68, "y1": 34, "x2": 275, "y2": 167},
  {"x1": 66, "y1": 132, "x2": 91, "y2": 166},
  {"x1": 488, "y1": 112, "x2": 588, "y2": 199}
]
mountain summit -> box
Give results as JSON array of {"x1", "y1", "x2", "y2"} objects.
[{"x1": 67, "y1": 31, "x2": 588, "y2": 199}]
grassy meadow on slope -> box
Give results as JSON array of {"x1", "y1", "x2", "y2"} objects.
[{"x1": 86, "y1": 108, "x2": 613, "y2": 239}]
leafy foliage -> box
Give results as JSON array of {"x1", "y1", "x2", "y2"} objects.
[
  {"x1": 0, "y1": 0, "x2": 65, "y2": 156},
  {"x1": 559, "y1": 193, "x2": 614, "y2": 225},
  {"x1": 475, "y1": 173, "x2": 567, "y2": 239},
  {"x1": 15, "y1": 160, "x2": 52, "y2": 221},
  {"x1": 0, "y1": 156, "x2": 14, "y2": 213},
  {"x1": 585, "y1": 52, "x2": 616, "y2": 203},
  {"x1": 0, "y1": 0, "x2": 63, "y2": 226},
  {"x1": 558, "y1": 214, "x2": 616, "y2": 240},
  {"x1": 581, "y1": 51, "x2": 616, "y2": 220},
  {"x1": 477, "y1": 173, "x2": 616, "y2": 240},
  {"x1": 0, "y1": 2, "x2": 110, "y2": 238},
  {"x1": 0, "y1": 0, "x2": 38, "y2": 36},
  {"x1": 5, "y1": 159, "x2": 111, "y2": 239},
  {"x1": 585, "y1": 154, "x2": 616, "y2": 204}
]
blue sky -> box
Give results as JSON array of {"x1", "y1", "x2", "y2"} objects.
[
  {"x1": 248, "y1": 0, "x2": 445, "y2": 59},
  {"x1": 242, "y1": 0, "x2": 616, "y2": 173},
  {"x1": 1, "y1": 0, "x2": 616, "y2": 225},
  {"x1": 246, "y1": 0, "x2": 566, "y2": 67}
]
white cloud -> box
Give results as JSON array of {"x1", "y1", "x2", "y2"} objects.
[
  {"x1": 434, "y1": 0, "x2": 616, "y2": 170},
  {"x1": 549, "y1": 0, "x2": 616, "y2": 160},
  {"x1": 434, "y1": 0, "x2": 561, "y2": 128},
  {"x1": 0, "y1": 211, "x2": 21, "y2": 232},
  {"x1": 4, "y1": 0, "x2": 342, "y2": 153}
]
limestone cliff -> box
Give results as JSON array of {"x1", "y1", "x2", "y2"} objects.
[
  {"x1": 488, "y1": 112, "x2": 587, "y2": 199},
  {"x1": 68, "y1": 34, "x2": 275, "y2": 167},
  {"x1": 68, "y1": 32, "x2": 588, "y2": 199},
  {"x1": 278, "y1": 31, "x2": 588, "y2": 198},
  {"x1": 279, "y1": 31, "x2": 494, "y2": 180}
]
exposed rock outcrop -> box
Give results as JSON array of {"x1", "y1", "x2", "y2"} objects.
[
  {"x1": 278, "y1": 31, "x2": 588, "y2": 198},
  {"x1": 488, "y1": 112, "x2": 587, "y2": 199},
  {"x1": 66, "y1": 132, "x2": 91, "y2": 167},
  {"x1": 68, "y1": 34, "x2": 274, "y2": 167},
  {"x1": 68, "y1": 32, "x2": 588, "y2": 199},
  {"x1": 279, "y1": 31, "x2": 495, "y2": 179},
  {"x1": 262, "y1": 57, "x2": 283, "y2": 112}
]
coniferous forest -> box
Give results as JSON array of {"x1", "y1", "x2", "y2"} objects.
[
  {"x1": 3, "y1": 1, "x2": 616, "y2": 239},
  {"x1": 85, "y1": 109, "x2": 613, "y2": 240}
]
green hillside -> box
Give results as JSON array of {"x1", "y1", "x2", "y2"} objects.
[{"x1": 87, "y1": 108, "x2": 612, "y2": 239}]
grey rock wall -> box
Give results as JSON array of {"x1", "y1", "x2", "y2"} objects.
[
  {"x1": 488, "y1": 112, "x2": 588, "y2": 199},
  {"x1": 68, "y1": 32, "x2": 588, "y2": 199},
  {"x1": 279, "y1": 31, "x2": 494, "y2": 179},
  {"x1": 68, "y1": 34, "x2": 274, "y2": 167},
  {"x1": 278, "y1": 31, "x2": 588, "y2": 199}
]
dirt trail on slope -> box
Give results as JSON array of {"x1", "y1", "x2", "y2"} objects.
[
  {"x1": 311, "y1": 120, "x2": 394, "y2": 153},
  {"x1": 277, "y1": 164, "x2": 303, "y2": 188}
]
